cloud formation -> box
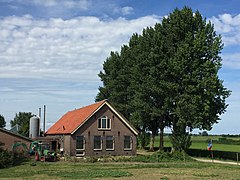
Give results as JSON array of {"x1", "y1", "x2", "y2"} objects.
[
  {"x1": 0, "y1": 15, "x2": 161, "y2": 82},
  {"x1": 209, "y1": 14, "x2": 240, "y2": 69},
  {"x1": 31, "y1": 0, "x2": 90, "y2": 10},
  {"x1": 114, "y1": 6, "x2": 134, "y2": 15},
  {"x1": 210, "y1": 13, "x2": 240, "y2": 46}
]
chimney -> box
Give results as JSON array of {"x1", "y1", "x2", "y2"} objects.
[
  {"x1": 43, "y1": 105, "x2": 46, "y2": 134},
  {"x1": 38, "y1": 107, "x2": 41, "y2": 136}
]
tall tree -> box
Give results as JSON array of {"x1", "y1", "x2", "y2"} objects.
[
  {"x1": 10, "y1": 112, "x2": 34, "y2": 137},
  {"x1": 96, "y1": 46, "x2": 134, "y2": 119},
  {"x1": 0, "y1": 115, "x2": 6, "y2": 128},
  {"x1": 96, "y1": 7, "x2": 230, "y2": 151},
  {"x1": 161, "y1": 7, "x2": 230, "y2": 151}
]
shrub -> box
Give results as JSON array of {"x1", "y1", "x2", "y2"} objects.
[
  {"x1": 0, "y1": 148, "x2": 13, "y2": 168},
  {"x1": 0, "y1": 141, "x2": 29, "y2": 168},
  {"x1": 217, "y1": 138, "x2": 240, "y2": 145},
  {"x1": 137, "y1": 132, "x2": 150, "y2": 149},
  {"x1": 131, "y1": 151, "x2": 193, "y2": 162}
]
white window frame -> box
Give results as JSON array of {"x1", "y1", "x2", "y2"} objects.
[
  {"x1": 98, "y1": 116, "x2": 111, "y2": 130},
  {"x1": 106, "y1": 136, "x2": 114, "y2": 151},
  {"x1": 94, "y1": 136, "x2": 102, "y2": 150},
  {"x1": 124, "y1": 136, "x2": 132, "y2": 150},
  {"x1": 76, "y1": 135, "x2": 85, "y2": 150}
]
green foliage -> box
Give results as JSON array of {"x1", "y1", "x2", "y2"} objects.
[
  {"x1": 0, "y1": 143, "x2": 13, "y2": 168},
  {"x1": 0, "y1": 141, "x2": 29, "y2": 169},
  {"x1": 214, "y1": 138, "x2": 240, "y2": 145},
  {"x1": 131, "y1": 151, "x2": 193, "y2": 162},
  {"x1": 152, "y1": 135, "x2": 240, "y2": 152},
  {"x1": 137, "y1": 131, "x2": 150, "y2": 149},
  {"x1": 0, "y1": 114, "x2": 6, "y2": 128},
  {"x1": 96, "y1": 7, "x2": 230, "y2": 152},
  {"x1": 201, "y1": 131, "x2": 209, "y2": 136},
  {"x1": 187, "y1": 148, "x2": 240, "y2": 161},
  {"x1": 169, "y1": 132, "x2": 192, "y2": 152},
  {"x1": 10, "y1": 112, "x2": 34, "y2": 137}
]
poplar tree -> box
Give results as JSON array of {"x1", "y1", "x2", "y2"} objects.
[
  {"x1": 96, "y1": 7, "x2": 230, "y2": 151},
  {"x1": 161, "y1": 7, "x2": 230, "y2": 151}
]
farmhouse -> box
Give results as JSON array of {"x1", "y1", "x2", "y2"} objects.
[{"x1": 45, "y1": 100, "x2": 138, "y2": 156}]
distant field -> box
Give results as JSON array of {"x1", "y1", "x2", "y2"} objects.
[
  {"x1": 0, "y1": 160, "x2": 240, "y2": 179},
  {"x1": 153, "y1": 135, "x2": 240, "y2": 152}
]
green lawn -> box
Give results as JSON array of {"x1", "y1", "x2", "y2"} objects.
[
  {"x1": 153, "y1": 135, "x2": 240, "y2": 152},
  {"x1": 0, "y1": 160, "x2": 240, "y2": 179}
]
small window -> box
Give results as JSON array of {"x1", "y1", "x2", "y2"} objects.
[
  {"x1": 94, "y1": 136, "x2": 102, "y2": 150},
  {"x1": 124, "y1": 136, "x2": 132, "y2": 150},
  {"x1": 76, "y1": 136, "x2": 84, "y2": 150},
  {"x1": 106, "y1": 136, "x2": 114, "y2": 150},
  {"x1": 102, "y1": 117, "x2": 107, "y2": 128},
  {"x1": 107, "y1": 118, "x2": 110, "y2": 129},
  {"x1": 98, "y1": 116, "x2": 111, "y2": 130}
]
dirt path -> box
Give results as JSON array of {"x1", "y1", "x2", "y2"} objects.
[{"x1": 194, "y1": 158, "x2": 240, "y2": 166}]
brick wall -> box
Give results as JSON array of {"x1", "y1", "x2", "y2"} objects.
[{"x1": 0, "y1": 128, "x2": 32, "y2": 151}]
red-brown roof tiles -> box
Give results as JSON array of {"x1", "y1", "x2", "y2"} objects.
[{"x1": 45, "y1": 100, "x2": 105, "y2": 135}]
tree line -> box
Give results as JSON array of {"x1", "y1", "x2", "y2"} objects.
[{"x1": 96, "y1": 7, "x2": 230, "y2": 151}]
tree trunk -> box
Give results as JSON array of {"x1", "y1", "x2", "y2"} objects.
[
  {"x1": 159, "y1": 118, "x2": 164, "y2": 151},
  {"x1": 149, "y1": 133, "x2": 155, "y2": 151}
]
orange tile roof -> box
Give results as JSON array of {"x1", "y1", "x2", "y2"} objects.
[{"x1": 45, "y1": 100, "x2": 106, "y2": 135}]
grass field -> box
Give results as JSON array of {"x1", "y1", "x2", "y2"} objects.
[
  {"x1": 0, "y1": 160, "x2": 240, "y2": 179},
  {"x1": 153, "y1": 135, "x2": 240, "y2": 152}
]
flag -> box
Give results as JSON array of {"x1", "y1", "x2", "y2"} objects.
[{"x1": 207, "y1": 141, "x2": 212, "y2": 150}]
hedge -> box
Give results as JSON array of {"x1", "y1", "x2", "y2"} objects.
[
  {"x1": 144, "y1": 147, "x2": 239, "y2": 161},
  {"x1": 186, "y1": 149, "x2": 239, "y2": 161}
]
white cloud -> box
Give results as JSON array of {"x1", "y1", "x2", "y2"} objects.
[
  {"x1": 113, "y1": 6, "x2": 134, "y2": 15},
  {"x1": 121, "y1": 6, "x2": 134, "y2": 15},
  {"x1": 15, "y1": 0, "x2": 90, "y2": 10},
  {"x1": 222, "y1": 53, "x2": 240, "y2": 69},
  {"x1": 0, "y1": 15, "x2": 161, "y2": 82},
  {"x1": 209, "y1": 13, "x2": 240, "y2": 46},
  {"x1": 31, "y1": 0, "x2": 58, "y2": 7}
]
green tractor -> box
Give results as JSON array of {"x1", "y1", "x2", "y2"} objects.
[{"x1": 29, "y1": 141, "x2": 57, "y2": 162}]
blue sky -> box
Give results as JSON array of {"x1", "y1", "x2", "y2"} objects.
[{"x1": 0, "y1": 0, "x2": 239, "y2": 134}]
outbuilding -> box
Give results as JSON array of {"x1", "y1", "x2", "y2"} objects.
[
  {"x1": 0, "y1": 128, "x2": 32, "y2": 151},
  {"x1": 45, "y1": 100, "x2": 138, "y2": 156}
]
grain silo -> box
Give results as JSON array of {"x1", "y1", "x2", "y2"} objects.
[{"x1": 29, "y1": 116, "x2": 40, "y2": 138}]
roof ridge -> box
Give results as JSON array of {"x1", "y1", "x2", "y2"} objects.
[
  {"x1": 69, "y1": 100, "x2": 106, "y2": 112},
  {"x1": 0, "y1": 127, "x2": 33, "y2": 142},
  {"x1": 45, "y1": 100, "x2": 107, "y2": 135}
]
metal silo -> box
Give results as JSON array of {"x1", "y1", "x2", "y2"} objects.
[{"x1": 29, "y1": 116, "x2": 40, "y2": 138}]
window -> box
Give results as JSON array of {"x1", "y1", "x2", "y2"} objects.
[
  {"x1": 98, "y1": 116, "x2": 111, "y2": 129},
  {"x1": 94, "y1": 136, "x2": 102, "y2": 150},
  {"x1": 76, "y1": 136, "x2": 84, "y2": 150},
  {"x1": 124, "y1": 136, "x2": 132, "y2": 150},
  {"x1": 106, "y1": 136, "x2": 114, "y2": 150}
]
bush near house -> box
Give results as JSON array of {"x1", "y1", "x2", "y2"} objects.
[
  {"x1": 0, "y1": 142, "x2": 13, "y2": 168},
  {"x1": 0, "y1": 141, "x2": 28, "y2": 169}
]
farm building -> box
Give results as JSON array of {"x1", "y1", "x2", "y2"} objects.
[
  {"x1": 45, "y1": 100, "x2": 138, "y2": 156},
  {"x1": 0, "y1": 127, "x2": 32, "y2": 151}
]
